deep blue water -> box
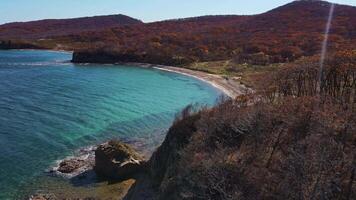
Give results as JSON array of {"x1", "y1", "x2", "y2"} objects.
[{"x1": 0, "y1": 50, "x2": 221, "y2": 199}]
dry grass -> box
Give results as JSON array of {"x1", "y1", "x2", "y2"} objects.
[{"x1": 148, "y1": 51, "x2": 356, "y2": 200}]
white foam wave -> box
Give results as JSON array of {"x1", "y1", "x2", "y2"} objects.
[{"x1": 47, "y1": 145, "x2": 96, "y2": 178}]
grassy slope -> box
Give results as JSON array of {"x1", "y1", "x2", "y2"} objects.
[{"x1": 185, "y1": 60, "x2": 283, "y2": 89}]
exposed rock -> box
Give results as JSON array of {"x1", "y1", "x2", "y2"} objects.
[
  {"x1": 57, "y1": 159, "x2": 86, "y2": 174},
  {"x1": 29, "y1": 193, "x2": 56, "y2": 200},
  {"x1": 50, "y1": 146, "x2": 96, "y2": 178},
  {"x1": 94, "y1": 140, "x2": 145, "y2": 180},
  {"x1": 149, "y1": 113, "x2": 200, "y2": 186}
]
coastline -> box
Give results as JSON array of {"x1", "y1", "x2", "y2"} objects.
[
  {"x1": 9, "y1": 50, "x2": 248, "y2": 199},
  {"x1": 2, "y1": 49, "x2": 247, "y2": 98},
  {"x1": 0, "y1": 48, "x2": 74, "y2": 54},
  {"x1": 112, "y1": 62, "x2": 249, "y2": 98},
  {"x1": 18, "y1": 48, "x2": 74, "y2": 54},
  {"x1": 154, "y1": 66, "x2": 247, "y2": 98}
]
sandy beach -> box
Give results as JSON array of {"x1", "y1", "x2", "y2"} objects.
[
  {"x1": 155, "y1": 66, "x2": 249, "y2": 98},
  {"x1": 122, "y1": 63, "x2": 249, "y2": 98}
]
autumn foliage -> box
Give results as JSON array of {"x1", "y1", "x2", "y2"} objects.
[
  {"x1": 145, "y1": 49, "x2": 356, "y2": 200},
  {"x1": 1, "y1": 1, "x2": 355, "y2": 67},
  {"x1": 69, "y1": 1, "x2": 356, "y2": 66},
  {"x1": 261, "y1": 50, "x2": 356, "y2": 107},
  {"x1": 0, "y1": 14, "x2": 142, "y2": 39}
]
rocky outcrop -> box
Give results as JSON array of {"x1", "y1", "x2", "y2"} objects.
[
  {"x1": 0, "y1": 40, "x2": 43, "y2": 50},
  {"x1": 71, "y1": 50, "x2": 190, "y2": 66},
  {"x1": 29, "y1": 194, "x2": 56, "y2": 200},
  {"x1": 94, "y1": 140, "x2": 145, "y2": 180},
  {"x1": 149, "y1": 113, "x2": 200, "y2": 187},
  {"x1": 50, "y1": 146, "x2": 96, "y2": 177},
  {"x1": 57, "y1": 158, "x2": 87, "y2": 174},
  {"x1": 119, "y1": 109, "x2": 202, "y2": 200}
]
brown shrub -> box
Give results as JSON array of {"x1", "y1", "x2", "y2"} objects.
[
  {"x1": 146, "y1": 51, "x2": 355, "y2": 200},
  {"x1": 154, "y1": 96, "x2": 355, "y2": 200}
]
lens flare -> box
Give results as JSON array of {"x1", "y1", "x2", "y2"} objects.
[{"x1": 318, "y1": 3, "x2": 335, "y2": 93}]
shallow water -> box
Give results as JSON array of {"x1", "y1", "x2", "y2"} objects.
[{"x1": 0, "y1": 50, "x2": 221, "y2": 199}]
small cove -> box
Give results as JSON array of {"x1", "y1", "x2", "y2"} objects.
[{"x1": 0, "y1": 50, "x2": 222, "y2": 199}]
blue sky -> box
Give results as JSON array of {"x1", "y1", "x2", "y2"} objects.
[{"x1": 1, "y1": 0, "x2": 355, "y2": 24}]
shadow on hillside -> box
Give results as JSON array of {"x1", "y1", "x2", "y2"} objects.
[
  {"x1": 68, "y1": 169, "x2": 98, "y2": 187},
  {"x1": 123, "y1": 173, "x2": 157, "y2": 200}
]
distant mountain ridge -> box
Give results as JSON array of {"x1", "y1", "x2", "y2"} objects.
[
  {"x1": 0, "y1": 14, "x2": 142, "y2": 39},
  {"x1": 0, "y1": 1, "x2": 355, "y2": 66},
  {"x1": 70, "y1": 0, "x2": 355, "y2": 65}
]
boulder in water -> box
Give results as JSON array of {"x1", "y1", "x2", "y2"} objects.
[
  {"x1": 57, "y1": 158, "x2": 86, "y2": 174},
  {"x1": 94, "y1": 140, "x2": 145, "y2": 180}
]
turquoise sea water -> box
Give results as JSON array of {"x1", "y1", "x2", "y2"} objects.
[{"x1": 0, "y1": 50, "x2": 221, "y2": 199}]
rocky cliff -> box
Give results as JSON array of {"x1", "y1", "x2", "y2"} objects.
[{"x1": 135, "y1": 96, "x2": 355, "y2": 200}]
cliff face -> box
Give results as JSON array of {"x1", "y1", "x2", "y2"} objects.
[
  {"x1": 149, "y1": 113, "x2": 200, "y2": 187},
  {"x1": 142, "y1": 97, "x2": 355, "y2": 200},
  {"x1": 71, "y1": 50, "x2": 191, "y2": 66},
  {"x1": 0, "y1": 40, "x2": 43, "y2": 50}
]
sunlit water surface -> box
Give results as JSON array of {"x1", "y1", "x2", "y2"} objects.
[{"x1": 0, "y1": 50, "x2": 221, "y2": 199}]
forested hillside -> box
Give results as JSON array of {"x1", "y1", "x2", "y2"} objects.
[
  {"x1": 69, "y1": 1, "x2": 356, "y2": 65},
  {"x1": 0, "y1": 14, "x2": 142, "y2": 39},
  {"x1": 1, "y1": 1, "x2": 355, "y2": 67}
]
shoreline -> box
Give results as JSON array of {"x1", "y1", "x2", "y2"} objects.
[
  {"x1": 107, "y1": 62, "x2": 249, "y2": 99},
  {"x1": 41, "y1": 61, "x2": 248, "y2": 198},
  {"x1": 6, "y1": 50, "x2": 247, "y2": 199},
  {"x1": 0, "y1": 48, "x2": 74, "y2": 54},
  {"x1": 2, "y1": 49, "x2": 247, "y2": 98},
  {"x1": 153, "y1": 66, "x2": 247, "y2": 98}
]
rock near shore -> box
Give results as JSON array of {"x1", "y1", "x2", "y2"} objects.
[
  {"x1": 94, "y1": 140, "x2": 145, "y2": 180},
  {"x1": 51, "y1": 146, "x2": 96, "y2": 177},
  {"x1": 29, "y1": 193, "x2": 57, "y2": 200},
  {"x1": 57, "y1": 159, "x2": 87, "y2": 174}
]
